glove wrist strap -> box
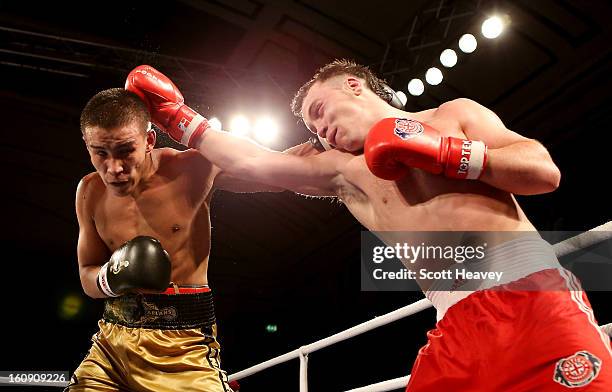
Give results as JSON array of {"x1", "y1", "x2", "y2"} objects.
[
  {"x1": 173, "y1": 106, "x2": 210, "y2": 148},
  {"x1": 444, "y1": 138, "x2": 487, "y2": 180},
  {"x1": 97, "y1": 263, "x2": 119, "y2": 298}
]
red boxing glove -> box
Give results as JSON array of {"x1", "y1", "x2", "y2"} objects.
[
  {"x1": 364, "y1": 118, "x2": 487, "y2": 181},
  {"x1": 125, "y1": 65, "x2": 209, "y2": 148}
]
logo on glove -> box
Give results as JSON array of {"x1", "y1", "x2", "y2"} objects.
[
  {"x1": 110, "y1": 259, "x2": 130, "y2": 274},
  {"x1": 393, "y1": 119, "x2": 424, "y2": 140},
  {"x1": 553, "y1": 350, "x2": 601, "y2": 387},
  {"x1": 178, "y1": 118, "x2": 189, "y2": 132},
  {"x1": 134, "y1": 67, "x2": 160, "y2": 82}
]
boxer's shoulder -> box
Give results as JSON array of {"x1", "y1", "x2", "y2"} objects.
[
  {"x1": 156, "y1": 147, "x2": 217, "y2": 187},
  {"x1": 437, "y1": 97, "x2": 479, "y2": 111},
  {"x1": 78, "y1": 172, "x2": 104, "y2": 195},
  {"x1": 409, "y1": 107, "x2": 438, "y2": 121},
  {"x1": 76, "y1": 172, "x2": 105, "y2": 211},
  {"x1": 157, "y1": 147, "x2": 211, "y2": 167},
  {"x1": 410, "y1": 101, "x2": 468, "y2": 137},
  {"x1": 154, "y1": 147, "x2": 183, "y2": 162},
  {"x1": 435, "y1": 98, "x2": 485, "y2": 122}
]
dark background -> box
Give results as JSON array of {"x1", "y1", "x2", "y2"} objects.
[{"x1": 1, "y1": 0, "x2": 611, "y2": 391}]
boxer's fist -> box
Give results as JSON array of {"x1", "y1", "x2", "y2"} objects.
[
  {"x1": 125, "y1": 65, "x2": 209, "y2": 148},
  {"x1": 364, "y1": 118, "x2": 487, "y2": 181},
  {"x1": 96, "y1": 236, "x2": 171, "y2": 297}
]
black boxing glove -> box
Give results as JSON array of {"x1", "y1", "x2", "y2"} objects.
[{"x1": 96, "y1": 236, "x2": 171, "y2": 297}]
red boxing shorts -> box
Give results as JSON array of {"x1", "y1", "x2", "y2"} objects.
[{"x1": 407, "y1": 268, "x2": 612, "y2": 391}]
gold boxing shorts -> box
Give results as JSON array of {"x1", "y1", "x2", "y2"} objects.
[{"x1": 66, "y1": 285, "x2": 232, "y2": 392}]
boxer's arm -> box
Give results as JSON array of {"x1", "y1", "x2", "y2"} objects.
[
  {"x1": 213, "y1": 173, "x2": 285, "y2": 193},
  {"x1": 442, "y1": 98, "x2": 561, "y2": 195},
  {"x1": 75, "y1": 174, "x2": 111, "y2": 298},
  {"x1": 283, "y1": 141, "x2": 323, "y2": 157},
  {"x1": 174, "y1": 148, "x2": 282, "y2": 194},
  {"x1": 195, "y1": 130, "x2": 342, "y2": 196},
  {"x1": 212, "y1": 142, "x2": 318, "y2": 193}
]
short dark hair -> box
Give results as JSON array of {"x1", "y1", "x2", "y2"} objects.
[
  {"x1": 80, "y1": 88, "x2": 150, "y2": 136},
  {"x1": 290, "y1": 59, "x2": 391, "y2": 119}
]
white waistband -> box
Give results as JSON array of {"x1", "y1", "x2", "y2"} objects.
[{"x1": 426, "y1": 235, "x2": 561, "y2": 321}]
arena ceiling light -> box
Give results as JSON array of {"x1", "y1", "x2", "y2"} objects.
[
  {"x1": 253, "y1": 116, "x2": 279, "y2": 144},
  {"x1": 407, "y1": 78, "x2": 424, "y2": 96},
  {"x1": 440, "y1": 49, "x2": 458, "y2": 68},
  {"x1": 459, "y1": 33, "x2": 478, "y2": 53},
  {"x1": 482, "y1": 16, "x2": 504, "y2": 39},
  {"x1": 425, "y1": 67, "x2": 443, "y2": 86},
  {"x1": 229, "y1": 115, "x2": 250, "y2": 137},
  {"x1": 208, "y1": 117, "x2": 222, "y2": 131}
]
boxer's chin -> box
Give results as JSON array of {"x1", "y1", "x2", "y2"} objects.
[
  {"x1": 108, "y1": 180, "x2": 133, "y2": 196},
  {"x1": 342, "y1": 139, "x2": 363, "y2": 152}
]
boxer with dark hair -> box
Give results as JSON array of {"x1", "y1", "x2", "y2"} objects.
[
  {"x1": 69, "y1": 87, "x2": 276, "y2": 391},
  {"x1": 127, "y1": 62, "x2": 612, "y2": 390}
]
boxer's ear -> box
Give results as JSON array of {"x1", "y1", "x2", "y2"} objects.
[
  {"x1": 81, "y1": 128, "x2": 90, "y2": 146},
  {"x1": 346, "y1": 77, "x2": 363, "y2": 96},
  {"x1": 145, "y1": 128, "x2": 156, "y2": 152}
]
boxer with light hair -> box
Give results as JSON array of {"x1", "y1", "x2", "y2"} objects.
[{"x1": 127, "y1": 61, "x2": 612, "y2": 391}]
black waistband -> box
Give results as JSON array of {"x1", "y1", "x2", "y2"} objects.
[{"x1": 103, "y1": 290, "x2": 216, "y2": 329}]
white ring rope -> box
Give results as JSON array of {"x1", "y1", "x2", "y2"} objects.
[
  {"x1": 344, "y1": 375, "x2": 411, "y2": 392},
  {"x1": 229, "y1": 299, "x2": 433, "y2": 381},
  {"x1": 552, "y1": 221, "x2": 612, "y2": 257},
  {"x1": 229, "y1": 222, "x2": 612, "y2": 392}
]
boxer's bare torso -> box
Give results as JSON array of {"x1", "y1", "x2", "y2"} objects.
[
  {"x1": 80, "y1": 148, "x2": 217, "y2": 285},
  {"x1": 330, "y1": 108, "x2": 534, "y2": 233},
  {"x1": 319, "y1": 108, "x2": 536, "y2": 291}
]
